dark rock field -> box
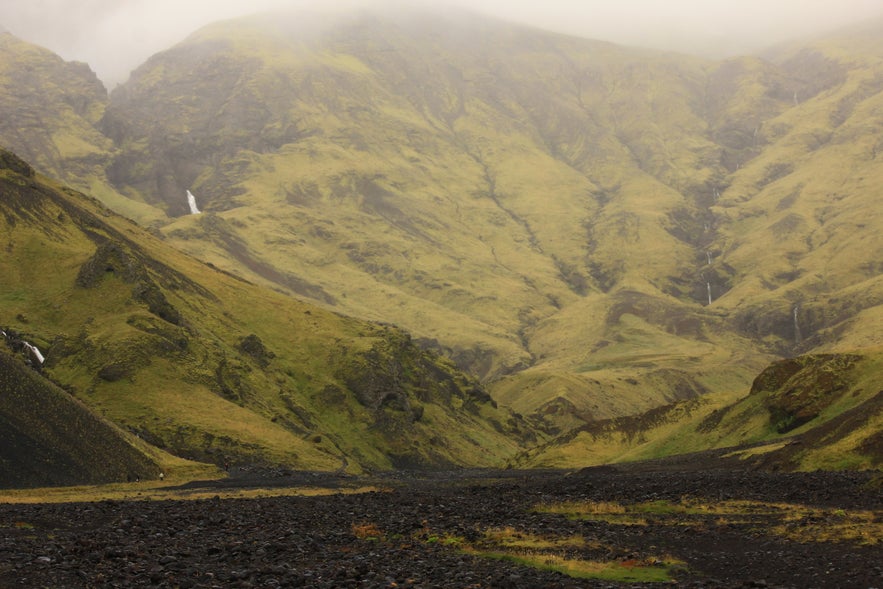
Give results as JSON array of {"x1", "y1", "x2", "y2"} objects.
[{"x1": 1, "y1": 461, "x2": 881, "y2": 588}]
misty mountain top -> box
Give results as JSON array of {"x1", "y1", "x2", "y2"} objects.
[{"x1": 2, "y1": 0, "x2": 883, "y2": 86}]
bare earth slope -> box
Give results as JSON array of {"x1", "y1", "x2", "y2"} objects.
[{"x1": 0, "y1": 347, "x2": 158, "y2": 487}]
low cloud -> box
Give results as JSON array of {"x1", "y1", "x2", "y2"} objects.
[{"x1": 1, "y1": 0, "x2": 881, "y2": 87}]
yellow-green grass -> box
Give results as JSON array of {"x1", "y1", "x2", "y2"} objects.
[
  {"x1": 83, "y1": 364, "x2": 343, "y2": 469},
  {"x1": 0, "y1": 481, "x2": 386, "y2": 504},
  {"x1": 461, "y1": 525, "x2": 683, "y2": 583},
  {"x1": 404, "y1": 522, "x2": 685, "y2": 583},
  {"x1": 521, "y1": 346, "x2": 883, "y2": 470},
  {"x1": 472, "y1": 550, "x2": 682, "y2": 583},
  {"x1": 1, "y1": 163, "x2": 527, "y2": 474},
  {"x1": 145, "y1": 13, "x2": 783, "y2": 417},
  {"x1": 6, "y1": 10, "x2": 883, "y2": 475},
  {"x1": 516, "y1": 391, "x2": 743, "y2": 469},
  {"x1": 536, "y1": 498, "x2": 883, "y2": 545}
]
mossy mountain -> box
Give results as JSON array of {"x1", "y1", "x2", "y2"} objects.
[
  {"x1": 0, "y1": 8, "x2": 881, "y2": 473},
  {"x1": 0, "y1": 147, "x2": 530, "y2": 484},
  {"x1": 516, "y1": 349, "x2": 883, "y2": 471},
  {"x1": 104, "y1": 10, "x2": 882, "y2": 427}
]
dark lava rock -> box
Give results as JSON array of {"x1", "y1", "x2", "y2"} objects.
[{"x1": 0, "y1": 466, "x2": 880, "y2": 588}]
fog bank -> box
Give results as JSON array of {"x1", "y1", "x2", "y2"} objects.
[{"x1": 1, "y1": 0, "x2": 881, "y2": 86}]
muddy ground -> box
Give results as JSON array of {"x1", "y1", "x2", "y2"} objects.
[{"x1": 1, "y1": 459, "x2": 881, "y2": 588}]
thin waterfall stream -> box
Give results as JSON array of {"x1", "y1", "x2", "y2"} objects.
[{"x1": 187, "y1": 190, "x2": 201, "y2": 214}]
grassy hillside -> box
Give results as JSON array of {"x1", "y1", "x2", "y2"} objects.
[
  {"x1": 0, "y1": 8, "x2": 880, "y2": 470},
  {"x1": 90, "y1": 10, "x2": 878, "y2": 435},
  {"x1": 518, "y1": 349, "x2": 883, "y2": 471},
  {"x1": 97, "y1": 10, "x2": 779, "y2": 428},
  {"x1": 0, "y1": 148, "x2": 531, "y2": 475},
  {"x1": 0, "y1": 32, "x2": 166, "y2": 226}
]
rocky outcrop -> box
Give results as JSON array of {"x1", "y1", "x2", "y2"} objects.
[
  {"x1": 0, "y1": 148, "x2": 34, "y2": 177},
  {"x1": 750, "y1": 354, "x2": 863, "y2": 433}
]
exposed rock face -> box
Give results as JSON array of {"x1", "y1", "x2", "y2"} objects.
[
  {"x1": 238, "y1": 334, "x2": 274, "y2": 367},
  {"x1": 0, "y1": 148, "x2": 33, "y2": 177}
]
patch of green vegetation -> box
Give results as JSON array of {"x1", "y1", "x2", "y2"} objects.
[
  {"x1": 406, "y1": 521, "x2": 685, "y2": 583},
  {"x1": 477, "y1": 550, "x2": 681, "y2": 583},
  {"x1": 0, "y1": 482, "x2": 385, "y2": 504},
  {"x1": 536, "y1": 498, "x2": 883, "y2": 546}
]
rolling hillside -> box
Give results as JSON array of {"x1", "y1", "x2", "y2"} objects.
[
  {"x1": 97, "y1": 9, "x2": 882, "y2": 430},
  {"x1": 0, "y1": 7, "x2": 880, "y2": 473},
  {"x1": 0, "y1": 147, "x2": 531, "y2": 479},
  {"x1": 517, "y1": 348, "x2": 883, "y2": 471},
  {"x1": 98, "y1": 10, "x2": 762, "y2": 426}
]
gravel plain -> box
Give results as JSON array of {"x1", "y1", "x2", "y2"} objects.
[{"x1": 1, "y1": 463, "x2": 881, "y2": 588}]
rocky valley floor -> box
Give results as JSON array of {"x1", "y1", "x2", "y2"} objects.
[{"x1": 1, "y1": 461, "x2": 881, "y2": 588}]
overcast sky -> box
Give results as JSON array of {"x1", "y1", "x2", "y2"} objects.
[{"x1": 2, "y1": 0, "x2": 882, "y2": 87}]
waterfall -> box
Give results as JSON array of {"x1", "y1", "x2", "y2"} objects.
[
  {"x1": 793, "y1": 304, "x2": 802, "y2": 344},
  {"x1": 705, "y1": 251, "x2": 713, "y2": 265},
  {"x1": 706, "y1": 282, "x2": 713, "y2": 305},
  {"x1": 1, "y1": 331, "x2": 44, "y2": 365},
  {"x1": 186, "y1": 190, "x2": 201, "y2": 215},
  {"x1": 23, "y1": 342, "x2": 44, "y2": 365}
]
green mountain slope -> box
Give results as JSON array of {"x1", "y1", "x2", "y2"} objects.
[
  {"x1": 517, "y1": 348, "x2": 883, "y2": 471},
  {"x1": 0, "y1": 8, "x2": 880, "y2": 469},
  {"x1": 97, "y1": 10, "x2": 782, "y2": 428},
  {"x1": 0, "y1": 32, "x2": 166, "y2": 226},
  {"x1": 0, "y1": 148, "x2": 530, "y2": 475}
]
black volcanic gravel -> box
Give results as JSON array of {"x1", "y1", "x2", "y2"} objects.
[{"x1": 1, "y1": 466, "x2": 881, "y2": 588}]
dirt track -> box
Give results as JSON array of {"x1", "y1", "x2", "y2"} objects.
[{"x1": 1, "y1": 464, "x2": 881, "y2": 588}]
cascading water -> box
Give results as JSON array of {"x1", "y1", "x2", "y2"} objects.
[
  {"x1": 706, "y1": 282, "x2": 713, "y2": 305},
  {"x1": 793, "y1": 304, "x2": 802, "y2": 344},
  {"x1": 706, "y1": 251, "x2": 713, "y2": 265},
  {"x1": 1, "y1": 330, "x2": 44, "y2": 365},
  {"x1": 23, "y1": 342, "x2": 44, "y2": 365},
  {"x1": 186, "y1": 190, "x2": 201, "y2": 215}
]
